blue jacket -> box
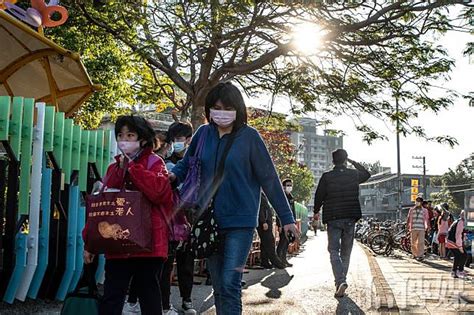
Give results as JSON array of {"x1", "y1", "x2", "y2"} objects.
[{"x1": 172, "y1": 124, "x2": 295, "y2": 229}]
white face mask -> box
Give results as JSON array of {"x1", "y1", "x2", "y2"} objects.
[
  {"x1": 210, "y1": 109, "x2": 237, "y2": 127},
  {"x1": 285, "y1": 186, "x2": 293, "y2": 194},
  {"x1": 118, "y1": 141, "x2": 140, "y2": 157}
]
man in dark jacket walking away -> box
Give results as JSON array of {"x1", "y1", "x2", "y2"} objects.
[
  {"x1": 313, "y1": 149, "x2": 371, "y2": 298},
  {"x1": 257, "y1": 193, "x2": 286, "y2": 269}
]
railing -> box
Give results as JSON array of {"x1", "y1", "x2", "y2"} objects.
[{"x1": 0, "y1": 96, "x2": 116, "y2": 304}]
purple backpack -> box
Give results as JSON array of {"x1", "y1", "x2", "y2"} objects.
[
  {"x1": 148, "y1": 154, "x2": 191, "y2": 241},
  {"x1": 179, "y1": 126, "x2": 209, "y2": 210}
]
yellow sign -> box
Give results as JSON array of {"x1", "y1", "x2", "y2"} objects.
[
  {"x1": 411, "y1": 194, "x2": 418, "y2": 202},
  {"x1": 411, "y1": 187, "x2": 419, "y2": 194},
  {"x1": 411, "y1": 179, "x2": 419, "y2": 186}
]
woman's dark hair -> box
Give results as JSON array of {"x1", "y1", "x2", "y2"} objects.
[
  {"x1": 205, "y1": 82, "x2": 248, "y2": 130},
  {"x1": 168, "y1": 121, "x2": 193, "y2": 140},
  {"x1": 114, "y1": 115, "x2": 156, "y2": 148}
]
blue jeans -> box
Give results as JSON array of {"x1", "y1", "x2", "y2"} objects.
[
  {"x1": 207, "y1": 228, "x2": 254, "y2": 315},
  {"x1": 327, "y1": 218, "x2": 356, "y2": 287}
]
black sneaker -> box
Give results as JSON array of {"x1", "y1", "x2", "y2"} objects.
[{"x1": 335, "y1": 282, "x2": 348, "y2": 298}]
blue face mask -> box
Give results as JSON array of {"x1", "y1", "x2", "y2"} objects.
[{"x1": 173, "y1": 142, "x2": 186, "y2": 153}]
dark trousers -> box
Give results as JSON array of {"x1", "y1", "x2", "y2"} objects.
[
  {"x1": 175, "y1": 246, "x2": 194, "y2": 301},
  {"x1": 257, "y1": 226, "x2": 280, "y2": 265},
  {"x1": 129, "y1": 245, "x2": 195, "y2": 308},
  {"x1": 100, "y1": 258, "x2": 164, "y2": 315},
  {"x1": 276, "y1": 229, "x2": 289, "y2": 263},
  {"x1": 452, "y1": 248, "x2": 468, "y2": 272},
  {"x1": 160, "y1": 252, "x2": 175, "y2": 310},
  {"x1": 160, "y1": 244, "x2": 195, "y2": 309}
]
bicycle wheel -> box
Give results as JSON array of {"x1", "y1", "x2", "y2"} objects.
[
  {"x1": 370, "y1": 234, "x2": 390, "y2": 255},
  {"x1": 401, "y1": 236, "x2": 411, "y2": 253}
]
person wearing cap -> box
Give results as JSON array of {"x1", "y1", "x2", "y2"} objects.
[
  {"x1": 407, "y1": 197, "x2": 430, "y2": 261},
  {"x1": 313, "y1": 149, "x2": 371, "y2": 298}
]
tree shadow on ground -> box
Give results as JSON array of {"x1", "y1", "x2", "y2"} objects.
[
  {"x1": 260, "y1": 269, "x2": 294, "y2": 299},
  {"x1": 336, "y1": 296, "x2": 366, "y2": 315}
]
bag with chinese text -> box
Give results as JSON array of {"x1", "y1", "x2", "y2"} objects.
[{"x1": 84, "y1": 158, "x2": 159, "y2": 255}]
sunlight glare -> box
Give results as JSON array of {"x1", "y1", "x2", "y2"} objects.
[{"x1": 292, "y1": 22, "x2": 323, "y2": 55}]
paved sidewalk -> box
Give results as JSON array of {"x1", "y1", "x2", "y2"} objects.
[
  {"x1": 199, "y1": 232, "x2": 377, "y2": 315},
  {"x1": 370, "y1": 249, "x2": 474, "y2": 314}
]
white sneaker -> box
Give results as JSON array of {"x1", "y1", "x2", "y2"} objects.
[
  {"x1": 164, "y1": 306, "x2": 179, "y2": 315},
  {"x1": 123, "y1": 302, "x2": 141, "y2": 314},
  {"x1": 457, "y1": 271, "x2": 467, "y2": 278}
]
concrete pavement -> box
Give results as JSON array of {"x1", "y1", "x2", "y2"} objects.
[
  {"x1": 5, "y1": 231, "x2": 474, "y2": 314},
  {"x1": 372, "y1": 250, "x2": 474, "y2": 314},
  {"x1": 196, "y1": 231, "x2": 376, "y2": 314}
]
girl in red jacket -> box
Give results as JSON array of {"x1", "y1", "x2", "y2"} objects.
[{"x1": 83, "y1": 115, "x2": 173, "y2": 315}]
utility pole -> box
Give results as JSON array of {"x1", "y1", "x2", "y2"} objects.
[
  {"x1": 396, "y1": 94, "x2": 402, "y2": 221},
  {"x1": 412, "y1": 156, "x2": 427, "y2": 198}
]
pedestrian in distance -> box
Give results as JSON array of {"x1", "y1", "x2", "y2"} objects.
[
  {"x1": 407, "y1": 197, "x2": 430, "y2": 261},
  {"x1": 447, "y1": 210, "x2": 468, "y2": 278},
  {"x1": 257, "y1": 193, "x2": 286, "y2": 269},
  {"x1": 437, "y1": 204, "x2": 453, "y2": 259},
  {"x1": 170, "y1": 82, "x2": 299, "y2": 315},
  {"x1": 83, "y1": 115, "x2": 174, "y2": 315},
  {"x1": 277, "y1": 178, "x2": 297, "y2": 267},
  {"x1": 313, "y1": 149, "x2": 371, "y2": 298},
  {"x1": 312, "y1": 212, "x2": 320, "y2": 236}
]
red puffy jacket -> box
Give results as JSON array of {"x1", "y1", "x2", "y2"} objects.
[{"x1": 83, "y1": 148, "x2": 174, "y2": 259}]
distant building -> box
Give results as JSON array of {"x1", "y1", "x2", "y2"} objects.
[
  {"x1": 290, "y1": 117, "x2": 343, "y2": 211},
  {"x1": 101, "y1": 108, "x2": 175, "y2": 132},
  {"x1": 360, "y1": 172, "x2": 441, "y2": 220}
]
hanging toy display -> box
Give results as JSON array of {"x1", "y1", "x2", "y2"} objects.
[{"x1": 4, "y1": 0, "x2": 68, "y2": 28}]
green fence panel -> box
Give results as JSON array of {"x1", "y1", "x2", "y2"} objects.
[
  {"x1": 18, "y1": 98, "x2": 34, "y2": 215},
  {"x1": 0, "y1": 96, "x2": 10, "y2": 141},
  {"x1": 43, "y1": 106, "x2": 55, "y2": 152},
  {"x1": 62, "y1": 119, "x2": 73, "y2": 184},
  {"x1": 102, "y1": 130, "x2": 112, "y2": 176},
  {"x1": 9, "y1": 97, "x2": 24, "y2": 160},
  {"x1": 95, "y1": 130, "x2": 104, "y2": 177},
  {"x1": 79, "y1": 130, "x2": 90, "y2": 192},
  {"x1": 71, "y1": 125, "x2": 81, "y2": 171},
  {"x1": 53, "y1": 112, "x2": 65, "y2": 169},
  {"x1": 88, "y1": 131, "x2": 97, "y2": 164}
]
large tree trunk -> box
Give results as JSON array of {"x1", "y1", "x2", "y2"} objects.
[{"x1": 190, "y1": 85, "x2": 211, "y2": 130}]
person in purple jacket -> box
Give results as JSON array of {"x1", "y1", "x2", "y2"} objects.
[{"x1": 170, "y1": 82, "x2": 299, "y2": 315}]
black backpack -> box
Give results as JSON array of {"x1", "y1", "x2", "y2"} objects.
[{"x1": 447, "y1": 219, "x2": 462, "y2": 244}]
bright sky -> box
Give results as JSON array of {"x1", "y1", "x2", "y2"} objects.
[{"x1": 245, "y1": 30, "x2": 473, "y2": 176}]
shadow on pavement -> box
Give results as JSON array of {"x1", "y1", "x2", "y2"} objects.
[
  {"x1": 336, "y1": 296, "x2": 366, "y2": 315},
  {"x1": 260, "y1": 269, "x2": 294, "y2": 299},
  {"x1": 419, "y1": 259, "x2": 453, "y2": 271}
]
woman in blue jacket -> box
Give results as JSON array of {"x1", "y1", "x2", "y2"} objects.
[{"x1": 170, "y1": 82, "x2": 299, "y2": 315}]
